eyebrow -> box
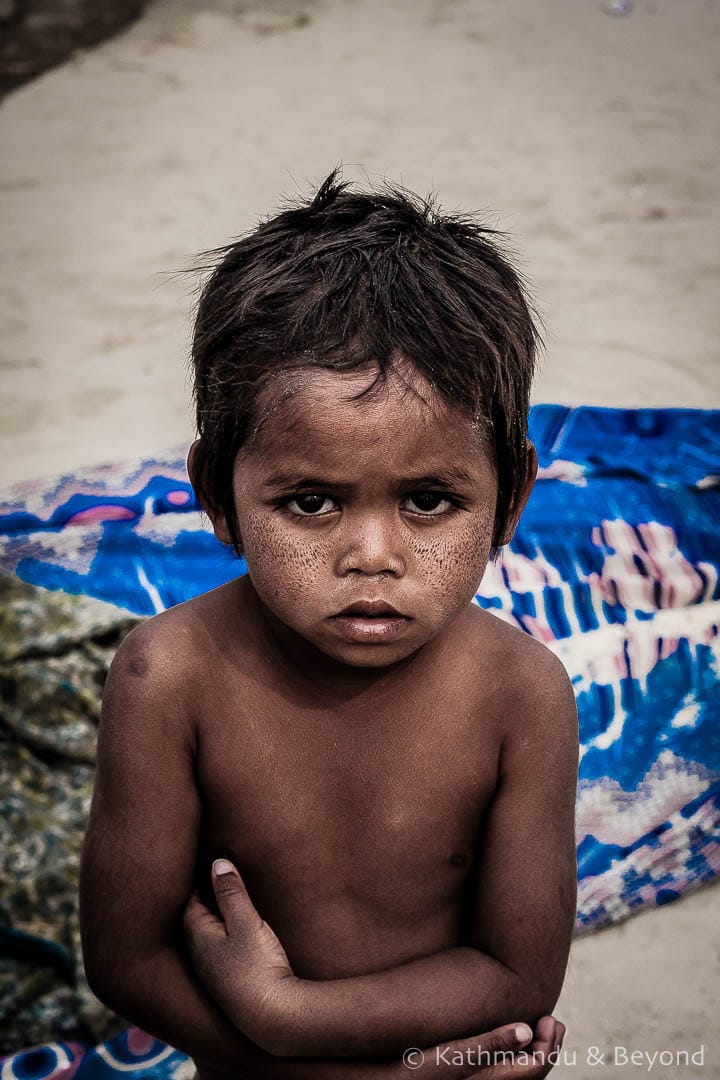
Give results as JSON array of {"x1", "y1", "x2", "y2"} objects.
[{"x1": 261, "y1": 467, "x2": 478, "y2": 490}]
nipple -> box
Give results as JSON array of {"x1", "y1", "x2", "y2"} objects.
[{"x1": 449, "y1": 852, "x2": 467, "y2": 867}]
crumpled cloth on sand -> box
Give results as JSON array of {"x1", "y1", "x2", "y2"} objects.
[{"x1": 0, "y1": 575, "x2": 139, "y2": 1052}]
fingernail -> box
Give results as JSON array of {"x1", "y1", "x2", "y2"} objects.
[
  {"x1": 213, "y1": 859, "x2": 234, "y2": 876},
  {"x1": 515, "y1": 1024, "x2": 532, "y2": 1044}
]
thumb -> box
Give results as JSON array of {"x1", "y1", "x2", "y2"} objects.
[
  {"x1": 479, "y1": 1023, "x2": 534, "y2": 1057},
  {"x1": 211, "y1": 858, "x2": 262, "y2": 935},
  {"x1": 469, "y1": 1023, "x2": 533, "y2": 1075},
  {"x1": 472, "y1": 1022, "x2": 544, "y2": 1079}
]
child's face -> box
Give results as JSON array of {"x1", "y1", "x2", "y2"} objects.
[{"x1": 211, "y1": 365, "x2": 534, "y2": 669}]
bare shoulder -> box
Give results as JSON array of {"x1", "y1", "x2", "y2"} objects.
[
  {"x1": 463, "y1": 603, "x2": 578, "y2": 742},
  {"x1": 104, "y1": 578, "x2": 245, "y2": 732},
  {"x1": 108, "y1": 597, "x2": 197, "y2": 690}
]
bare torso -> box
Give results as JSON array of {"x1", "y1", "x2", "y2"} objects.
[
  {"x1": 184, "y1": 575, "x2": 514, "y2": 983},
  {"x1": 82, "y1": 570, "x2": 576, "y2": 1080}
]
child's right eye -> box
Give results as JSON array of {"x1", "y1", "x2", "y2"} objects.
[{"x1": 285, "y1": 494, "x2": 337, "y2": 516}]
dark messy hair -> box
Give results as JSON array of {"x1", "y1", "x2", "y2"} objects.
[{"x1": 190, "y1": 168, "x2": 541, "y2": 560}]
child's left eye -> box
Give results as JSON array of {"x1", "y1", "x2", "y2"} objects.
[{"x1": 403, "y1": 492, "x2": 454, "y2": 515}]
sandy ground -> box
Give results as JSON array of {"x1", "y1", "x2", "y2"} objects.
[{"x1": 1, "y1": 0, "x2": 719, "y2": 1075}]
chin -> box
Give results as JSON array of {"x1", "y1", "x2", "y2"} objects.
[{"x1": 321, "y1": 639, "x2": 425, "y2": 670}]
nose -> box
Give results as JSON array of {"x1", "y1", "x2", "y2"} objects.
[{"x1": 334, "y1": 513, "x2": 406, "y2": 578}]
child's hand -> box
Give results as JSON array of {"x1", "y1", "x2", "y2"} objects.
[
  {"x1": 183, "y1": 858, "x2": 299, "y2": 1047},
  {"x1": 413, "y1": 1016, "x2": 566, "y2": 1079}
]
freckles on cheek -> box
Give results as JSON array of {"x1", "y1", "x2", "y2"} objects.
[
  {"x1": 243, "y1": 517, "x2": 331, "y2": 598},
  {"x1": 411, "y1": 523, "x2": 491, "y2": 602}
]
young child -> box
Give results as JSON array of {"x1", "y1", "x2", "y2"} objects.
[{"x1": 79, "y1": 171, "x2": 578, "y2": 1080}]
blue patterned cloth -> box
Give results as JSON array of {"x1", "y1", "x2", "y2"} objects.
[{"x1": 0, "y1": 1031, "x2": 191, "y2": 1079}]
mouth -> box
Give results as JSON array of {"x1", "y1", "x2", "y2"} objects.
[
  {"x1": 335, "y1": 600, "x2": 406, "y2": 618},
  {"x1": 330, "y1": 600, "x2": 410, "y2": 644}
]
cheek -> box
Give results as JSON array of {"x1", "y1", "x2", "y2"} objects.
[
  {"x1": 240, "y1": 514, "x2": 332, "y2": 601},
  {"x1": 410, "y1": 520, "x2": 492, "y2": 602}
]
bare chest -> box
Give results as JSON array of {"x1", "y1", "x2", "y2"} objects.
[
  {"x1": 200, "y1": 710, "x2": 496, "y2": 864},
  {"x1": 193, "y1": 679, "x2": 501, "y2": 974}
]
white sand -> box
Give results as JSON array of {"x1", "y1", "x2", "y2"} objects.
[{"x1": 1, "y1": 0, "x2": 719, "y2": 1073}]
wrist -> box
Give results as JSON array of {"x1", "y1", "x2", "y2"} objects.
[{"x1": 238, "y1": 973, "x2": 308, "y2": 1057}]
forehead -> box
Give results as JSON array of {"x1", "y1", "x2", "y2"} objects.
[{"x1": 242, "y1": 366, "x2": 493, "y2": 475}]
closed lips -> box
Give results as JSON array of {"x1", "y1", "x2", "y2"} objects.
[{"x1": 335, "y1": 602, "x2": 406, "y2": 617}]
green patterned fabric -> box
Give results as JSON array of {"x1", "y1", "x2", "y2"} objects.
[{"x1": 0, "y1": 575, "x2": 140, "y2": 1052}]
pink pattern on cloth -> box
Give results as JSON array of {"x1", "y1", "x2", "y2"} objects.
[{"x1": 66, "y1": 506, "x2": 136, "y2": 525}]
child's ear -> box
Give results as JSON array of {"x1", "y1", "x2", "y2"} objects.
[
  {"x1": 186, "y1": 439, "x2": 238, "y2": 549},
  {"x1": 498, "y1": 438, "x2": 538, "y2": 547}
]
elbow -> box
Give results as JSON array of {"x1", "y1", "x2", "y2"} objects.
[
  {"x1": 81, "y1": 935, "x2": 143, "y2": 1020},
  {"x1": 522, "y1": 975, "x2": 564, "y2": 1025},
  {"x1": 83, "y1": 965, "x2": 128, "y2": 1018},
  {"x1": 483, "y1": 957, "x2": 563, "y2": 1028},
  {"x1": 528, "y1": 990, "x2": 560, "y2": 1024},
  {"x1": 80, "y1": 918, "x2": 148, "y2": 1017},
  {"x1": 79, "y1": 911, "x2": 122, "y2": 1009},
  {"x1": 82, "y1": 951, "x2": 129, "y2": 1014}
]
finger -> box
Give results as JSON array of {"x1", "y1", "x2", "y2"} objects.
[
  {"x1": 528, "y1": 1018, "x2": 563, "y2": 1080},
  {"x1": 182, "y1": 890, "x2": 224, "y2": 940},
  {"x1": 524, "y1": 1016, "x2": 556, "y2": 1069},
  {"x1": 532, "y1": 1016, "x2": 556, "y2": 1047},
  {"x1": 211, "y1": 858, "x2": 263, "y2": 936},
  {"x1": 478, "y1": 1016, "x2": 560, "y2": 1079},
  {"x1": 520, "y1": 1016, "x2": 561, "y2": 1078}
]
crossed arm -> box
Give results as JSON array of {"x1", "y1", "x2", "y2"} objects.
[
  {"x1": 183, "y1": 647, "x2": 580, "y2": 1059},
  {"x1": 80, "y1": 625, "x2": 576, "y2": 1076}
]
